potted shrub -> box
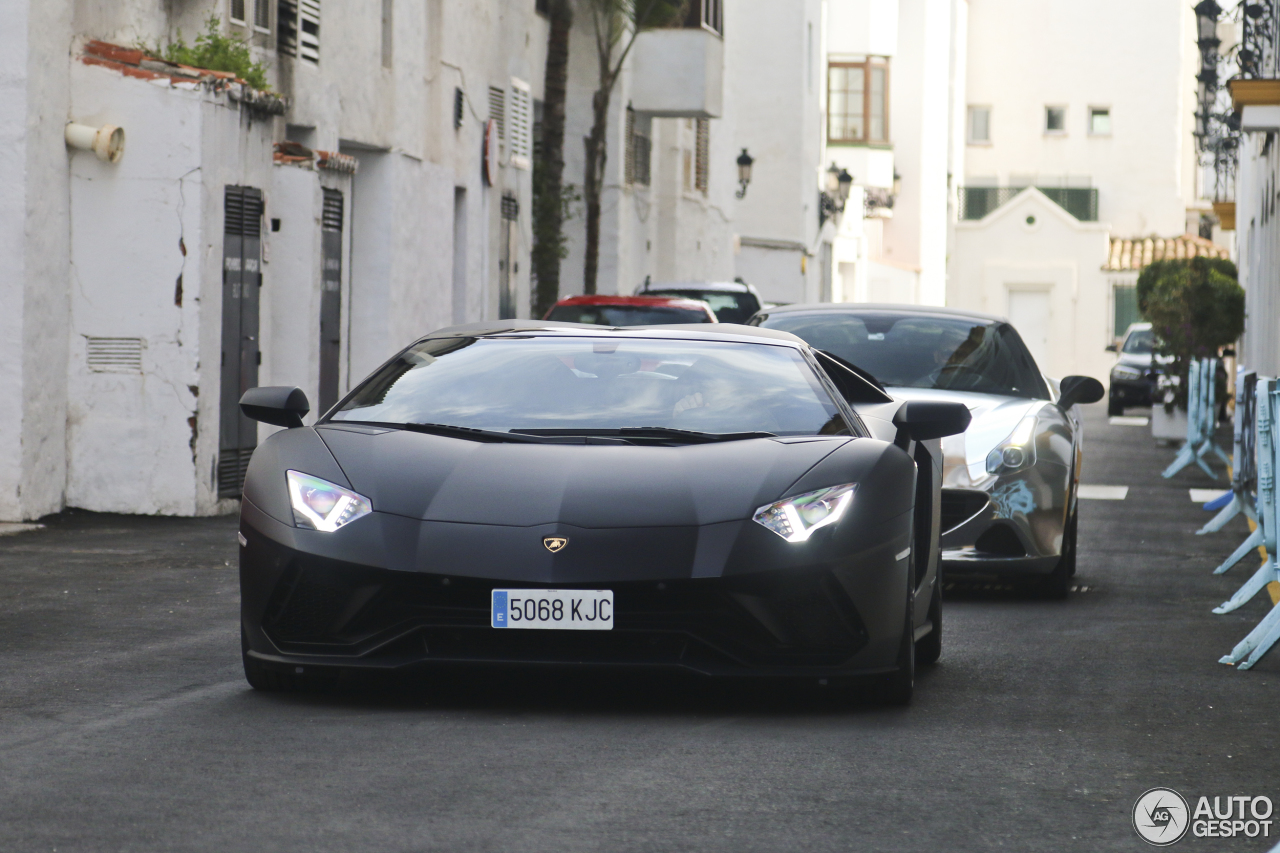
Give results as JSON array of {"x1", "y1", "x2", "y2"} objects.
[{"x1": 1136, "y1": 256, "x2": 1243, "y2": 440}]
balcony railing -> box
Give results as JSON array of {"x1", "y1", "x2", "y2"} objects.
[{"x1": 959, "y1": 186, "x2": 1099, "y2": 222}]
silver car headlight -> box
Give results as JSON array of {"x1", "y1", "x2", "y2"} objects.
[
  {"x1": 286, "y1": 470, "x2": 373, "y2": 532},
  {"x1": 985, "y1": 415, "x2": 1038, "y2": 475},
  {"x1": 753, "y1": 484, "x2": 855, "y2": 543}
]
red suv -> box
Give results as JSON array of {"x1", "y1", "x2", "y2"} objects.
[{"x1": 544, "y1": 295, "x2": 717, "y2": 326}]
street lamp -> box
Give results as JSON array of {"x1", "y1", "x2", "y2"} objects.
[
  {"x1": 819, "y1": 162, "x2": 854, "y2": 226},
  {"x1": 735, "y1": 148, "x2": 755, "y2": 199}
]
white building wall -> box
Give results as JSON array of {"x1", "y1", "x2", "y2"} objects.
[
  {"x1": 0, "y1": 0, "x2": 73, "y2": 522},
  {"x1": 961, "y1": 0, "x2": 1193, "y2": 236}
]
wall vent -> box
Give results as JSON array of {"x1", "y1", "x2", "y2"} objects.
[{"x1": 86, "y1": 337, "x2": 144, "y2": 373}]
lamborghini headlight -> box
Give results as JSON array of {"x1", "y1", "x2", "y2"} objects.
[
  {"x1": 985, "y1": 415, "x2": 1038, "y2": 474},
  {"x1": 286, "y1": 470, "x2": 373, "y2": 532},
  {"x1": 753, "y1": 484, "x2": 855, "y2": 543}
]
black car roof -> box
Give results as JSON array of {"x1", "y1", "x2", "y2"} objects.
[
  {"x1": 758, "y1": 302, "x2": 1006, "y2": 325},
  {"x1": 422, "y1": 319, "x2": 806, "y2": 346}
]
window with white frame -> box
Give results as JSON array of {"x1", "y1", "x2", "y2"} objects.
[
  {"x1": 230, "y1": 0, "x2": 247, "y2": 24},
  {"x1": 1089, "y1": 107, "x2": 1111, "y2": 136},
  {"x1": 278, "y1": 0, "x2": 320, "y2": 64},
  {"x1": 968, "y1": 106, "x2": 991, "y2": 144},
  {"x1": 254, "y1": 0, "x2": 270, "y2": 31},
  {"x1": 509, "y1": 79, "x2": 532, "y2": 170}
]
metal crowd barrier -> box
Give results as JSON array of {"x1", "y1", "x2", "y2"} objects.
[
  {"x1": 1215, "y1": 376, "x2": 1280, "y2": 669},
  {"x1": 1200, "y1": 368, "x2": 1258, "y2": 537},
  {"x1": 1163, "y1": 357, "x2": 1229, "y2": 479}
]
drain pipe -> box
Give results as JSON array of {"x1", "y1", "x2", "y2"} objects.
[{"x1": 65, "y1": 122, "x2": 125, "y2": 163}]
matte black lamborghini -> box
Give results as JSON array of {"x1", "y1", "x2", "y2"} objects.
[{"x1": 237, "y1": 322, "x2": 969, "y2": 703}]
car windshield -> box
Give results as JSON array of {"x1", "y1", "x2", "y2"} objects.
[
  {"x1": 756, "y1": 312, "x2": 1050, "y2": 399},
  {"x1": 546, "y1": 304, "x2": 711, "y2": 326},
  {"x1": 1122, "y1": 328, "x2": 1155, "y2": 354},
  {"x1": 646, "y1": 290, "x2": 760, "y2": 324},
  {"x1": 331, "y1": 336, "x2": 851, "y2": 437}
]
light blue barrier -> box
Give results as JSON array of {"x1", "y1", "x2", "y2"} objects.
[
  {"x1": 1218, "y1": 377, "x2": 1280, "y2": 669},
  {"x1": 1163, "y1": 358, "x2": 1228, "y2": 480},
  {"x1": 1200, "y1": 368, "x2": 1258, "y2": 536}
]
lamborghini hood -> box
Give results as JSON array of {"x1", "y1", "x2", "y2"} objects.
[{"x1": 315, "y1": 425, "x2": 854, "y2": 528}]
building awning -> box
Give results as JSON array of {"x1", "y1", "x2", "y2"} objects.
[{"x1": 1104, "y1": 234, "x2": 1230, "y2": 272}]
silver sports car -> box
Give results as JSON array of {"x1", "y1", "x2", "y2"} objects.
[{"x1": 751, "y1": 304, "x2": 1103, "y2": 598}]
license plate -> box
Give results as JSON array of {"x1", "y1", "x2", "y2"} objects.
[{"x1": 491, "y1": 589, "x2": 613, "y2": 630}]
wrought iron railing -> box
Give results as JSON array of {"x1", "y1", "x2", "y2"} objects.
[{"x1": 958, "y1": 187, "x2": 1099, "y2": 222}]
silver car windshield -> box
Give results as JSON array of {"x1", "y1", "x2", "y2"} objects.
[
  {"x1": 331, "y1": 337, "x2": 851, "y2": 437},
  {"x1": 758, "y1": 312, "x2": 1050, "y2": 400}
]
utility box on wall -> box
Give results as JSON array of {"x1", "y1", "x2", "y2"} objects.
[{"x1": 630, "y1": 29, "x2": 724, "y2": 119}]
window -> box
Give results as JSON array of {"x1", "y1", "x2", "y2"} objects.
[
  {"x1": 380, "y1": 0, "x2": 393, "y2": 68},
  {"x1": 1089, "y1": 107, "x2": 1111, "y2": 136},
  {"x1": 230, "y1": 0, "x2": 247, "y2": 23},
  {"x1": 968, "y1": 106, "x2": 991, "y2": 144},
  {"x1": 1113, "y1": 283, "x2": 1139, "y2": 338},
  {"x1": 695, "y1": 118, "x2": 710, "y2": 194},
  {"x1": 488, "y1": 86, "x2": 506, "y2": 142},
  {"x1": 828, "y1": 60, "x2": 890, "y2": 144},
  {"x1": 625, "y1": 108, "x2": 651, "y2": 187},
  {"x1": 509, "y1": 79, "x2": 532, "y2": 170},
  {"x1": 1045, "y1": 106, "x2": 1066, "y2": 133},
  {"x1": 254, "y1": 0, "x2": 270, "y2": 31},
  {"x1": 684, "y1": 0, "x2": 723, "y2": 36},
  {"x1": 278, "y1": 0, "x2": 320, "y2": 64}
]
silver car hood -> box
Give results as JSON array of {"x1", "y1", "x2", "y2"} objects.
[{"x1": 885, "y1": 387, "x2": 1050, "y2": 489}]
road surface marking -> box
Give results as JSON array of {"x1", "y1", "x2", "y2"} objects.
[
  {"x1": 1078, "y1": 485, "x2": 1128, "y2": 500},
  {"x1": 1109, "y1": 416, "x2": 1150, "y2": 426},
  {"x1": 1189, "y1": 489, "x2": 1230, "y2": 503}
]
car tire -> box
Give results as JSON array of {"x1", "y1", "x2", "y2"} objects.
[
  {"x1": 242, "y1": 627, "x2": 337, "y2": 693},
  {"x1": 915, "y1": 584, "x2": 942, "y2": 666},
  {"x1": 1043, "y1": 507, "x2": 1077, "y2": 600},
  {"x1": 879, "y1": 595, "x2": 915, "y2": 706},
  {"x1": 1107, "y1": 396, "x2": 1124, "y2": 417}
]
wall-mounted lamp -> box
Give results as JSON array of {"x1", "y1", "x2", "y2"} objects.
[
  {"x1": 65, "y1": 122, "x2": 125, "y2": 163},
  {"x1": 735, "y1": 148, "x2": 755, "y2": 199},
  {"x1": 819, "y1": 162, "x2": 853, "y2": 226}
]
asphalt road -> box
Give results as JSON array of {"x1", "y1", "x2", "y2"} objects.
[{"x1": 2, "y1": 403, "x2": 1278, "y2": 852}]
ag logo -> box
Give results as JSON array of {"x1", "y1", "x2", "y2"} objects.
[
  {"x1": 1134, "y1": 787, "x2": 1190, "y2": 846},
  {"x1": 543, "y1": 536, "x2": 568, "y2": 553}
]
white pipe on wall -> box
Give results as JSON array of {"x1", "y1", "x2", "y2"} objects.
[{"x1": 64, "y1": 122, "x2": 125, "y2": 163}]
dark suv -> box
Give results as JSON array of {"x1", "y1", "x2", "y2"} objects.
[
  {"x1": 635, "y1": 280, "x2": 763, "y2": 324},
  {"x1": 1107, "y1": 323, "x2": 1163, "y2": 415}
]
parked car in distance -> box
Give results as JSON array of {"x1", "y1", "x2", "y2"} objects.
[
  {"x1": 635, "y1": 280, "x2": 763, "y2": 324},
  {"x1": 1105, "y1": 322, "x2": 1167, "y2": 416},
  {"x1": 750, "y1": 303, "x2": 1104, "y2": 598},
  {"x1": 545, "y1": 295, "x2": 717, "y2": 326}
]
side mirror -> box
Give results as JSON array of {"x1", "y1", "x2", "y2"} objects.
[
  {"x1": 892, "y1": 401, "x2": 972, "y2": 448},
  {"x1": 1058, "y1": 375, "x2": 1105, "y2": 410},
  {"x1": 1105, "y1": 343, "x2": 1118, "y2": 353},
  {"x1": 240, "y1": 386, "x2": 310, "y2": 428}
]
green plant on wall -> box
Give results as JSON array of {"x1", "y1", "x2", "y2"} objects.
[
  {"x1": 140, "y1": 14, "x2": 270, "y2": 90},
  {"x1": 1136, "y1": 256, "x2": 1244, "y2": 410}
]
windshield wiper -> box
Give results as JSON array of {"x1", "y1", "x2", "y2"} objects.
[
  {"x1": 512, "y1": 427, "x2": 776, "y2": 444},
  {"x1": 334, "y1": 420, "x2": 581, "y2": 444}
]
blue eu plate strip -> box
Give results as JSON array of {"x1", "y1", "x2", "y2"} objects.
[{"x1": 491, "y1": 590, "x2": 509, "y2": 628}]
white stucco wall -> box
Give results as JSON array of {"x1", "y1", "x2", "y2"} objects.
[
  {"x1": 65, "y1": 62, "x2": 274, "y2": 515},
  {"x1": 0, "y1": 0, "x2": 73, "y2": 522},
  {"x1": 949, "y1": 189, "x2": 1113, "y2": 382},
  {"x1": 962, "y1": 0, "x2": 1193, "y2": 237}
]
